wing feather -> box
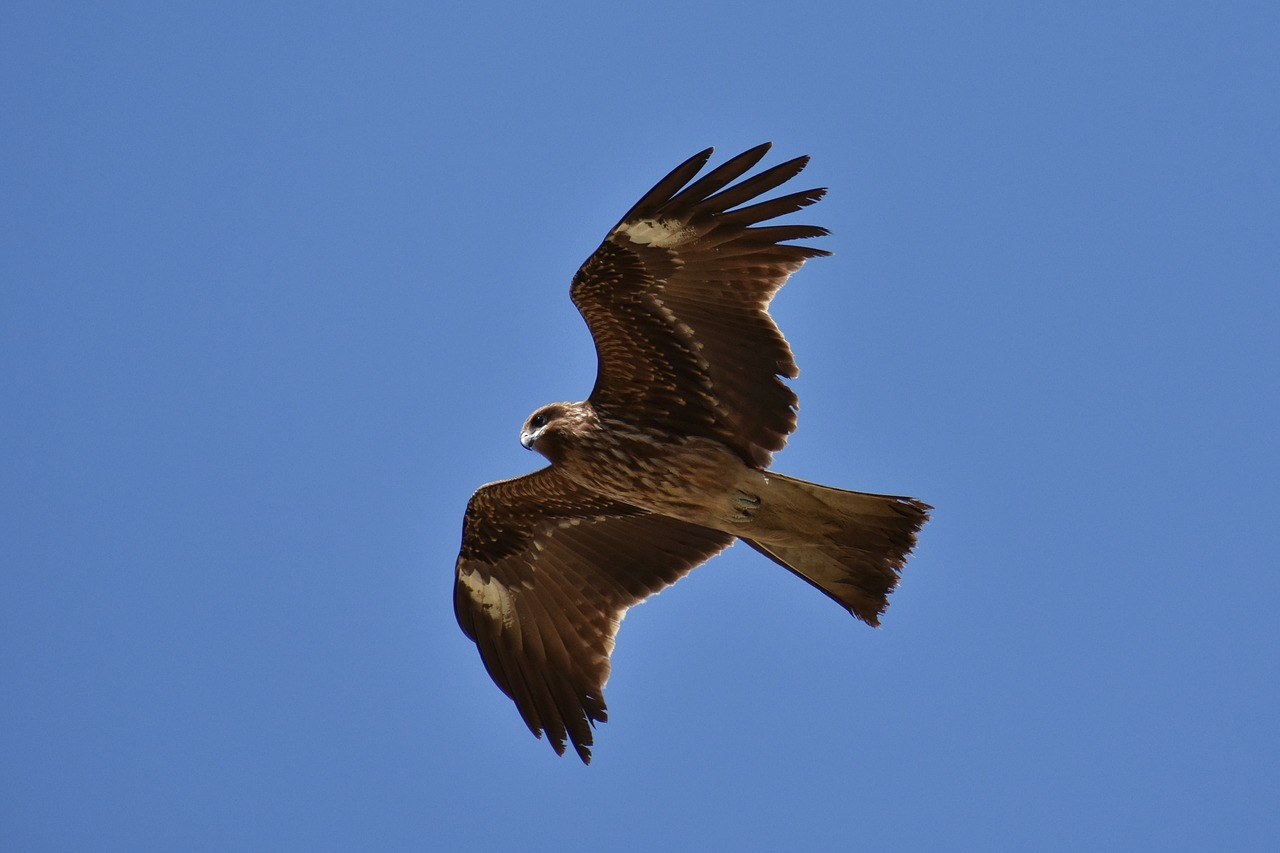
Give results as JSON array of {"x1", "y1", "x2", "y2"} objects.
[
  {"x1": 690, "y1": 155, "x2": 816, "y2": 215},
  {"x1": 609, "y1": 147, "x2": 715, "y2": 227},
  {"x1": 571, "y1": 143, "x2": 831, "y2": 467},
  {"x1": 664, "y1": 142, "x2": 773, "y2": 210},
  {"x1": 454, "y1": 468, "x2": 733, "y2": 762}
]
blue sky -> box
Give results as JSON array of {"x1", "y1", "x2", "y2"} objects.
[{"x1": 3, "y1": 2, "x2": 1278, "y2": 850}]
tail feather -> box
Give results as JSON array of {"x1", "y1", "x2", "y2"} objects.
[{"x1": 742, "y1": 473, "x2": 930, "y2": 625}]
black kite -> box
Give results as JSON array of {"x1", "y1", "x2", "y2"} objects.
[{"x1": 454, "y1": 144, "x2": 930, "y2": 762}]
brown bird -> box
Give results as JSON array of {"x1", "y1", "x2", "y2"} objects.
[{"x1": 454, "y1": 143, "x2": 930, "y2": 763}]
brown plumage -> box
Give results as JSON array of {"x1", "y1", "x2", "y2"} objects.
[{"x1": 454, "y1": 143, "x2": 930, "y2": 763}]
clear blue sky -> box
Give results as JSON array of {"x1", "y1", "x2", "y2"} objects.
[{"x1": 3, "y1": 2, "x2": 1277, "y2": 850}]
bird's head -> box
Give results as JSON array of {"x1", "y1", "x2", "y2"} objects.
[{"x1": 520, "y1": 402, "x2": 592, "y2": 461}]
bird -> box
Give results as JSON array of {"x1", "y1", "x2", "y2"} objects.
[{"x1": 453, "y1": 143, "x2": 930, "y2": 763}]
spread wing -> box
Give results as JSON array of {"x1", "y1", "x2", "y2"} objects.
[
  {"x1": 571, "y1": 142, "x2": 831, "y2": 468},
  {"x1": 454, "y1": 467, "x2": 733, "y2": 763}
]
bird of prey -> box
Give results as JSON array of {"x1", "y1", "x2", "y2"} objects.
[{"x1": 453, "y1": 143, "x2": 930, "y2": 763}]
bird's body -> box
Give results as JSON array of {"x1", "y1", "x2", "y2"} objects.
[
  {"x1": 525, "y1": 402, "x2": 754, "y2": 529},
  {"x1": 453, "y1": 144, "x2": 930, "y2": 762}
]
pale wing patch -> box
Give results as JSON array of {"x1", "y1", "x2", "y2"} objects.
[
  {"x1": 459, "y1": 569, "x2": 518, "y2": 627},
  {"x1": 601, "y1": 609, "x2": 624, "y2": 672},
  {"x1": 616, "y1": 218, "x2": 692, "y2": 248}
]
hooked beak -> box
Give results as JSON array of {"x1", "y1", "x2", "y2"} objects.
[{"x1": 520, "y1": 432, "x2": 535, "y2": 450}]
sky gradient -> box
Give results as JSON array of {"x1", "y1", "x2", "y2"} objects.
[{"x1": 3, "y1": 2, "x2": 1278, "y2": 850}]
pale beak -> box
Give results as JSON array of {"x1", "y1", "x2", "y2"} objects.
[{"x1": 520, "y1": 432, "x2": 534, "y2": 450}]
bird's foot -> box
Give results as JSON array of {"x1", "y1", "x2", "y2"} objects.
[{"x1": 728, "y1": 490, "x2": 761, "y2": 523}]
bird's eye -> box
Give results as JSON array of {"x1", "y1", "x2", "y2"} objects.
[{"x1": 530, "y1": 414, "x2": 547, "y2": 429}]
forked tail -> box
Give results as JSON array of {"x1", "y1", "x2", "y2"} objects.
[{"x1": 741, "y1": 473, "x2": 931, "y2": 625}]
